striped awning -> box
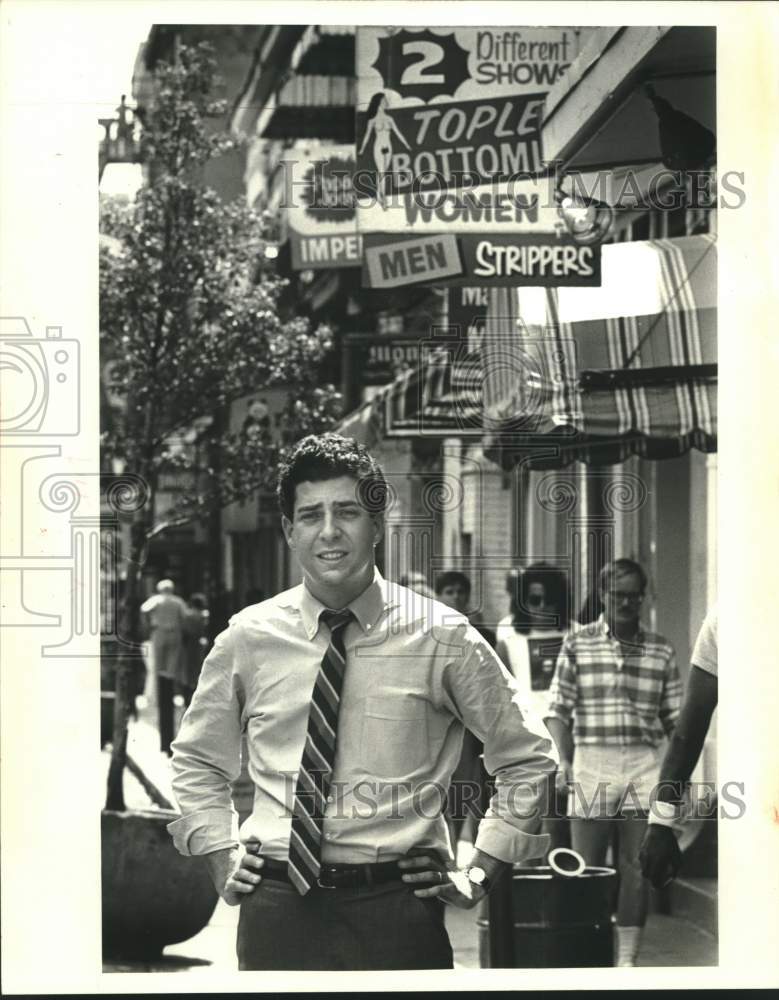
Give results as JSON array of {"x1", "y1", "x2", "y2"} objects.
[
  {"x1": 482, "y1": 233, "x2": 716, "y2": 468},
  {"x1": 335, "y1": 346, "x2": 483, "y2": 445},
  {"x1": 336, "y1": 234, "x2": 716, "y2": 466}
]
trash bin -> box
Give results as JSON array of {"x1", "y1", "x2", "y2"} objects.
[{"x1": 478, "y1": 858, "x2": 618, "y2": 968}]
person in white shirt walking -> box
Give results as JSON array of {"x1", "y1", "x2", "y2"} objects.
[{"x1": 140, "y1": 579, "x2": 187, "y2": 754}]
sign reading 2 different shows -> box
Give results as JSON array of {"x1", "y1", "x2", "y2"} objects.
[
  {"x1": 355, "y1": 27, "x2": 602, "y2": 287},
  {"x1": 284, "y1": 144, "x2": 362, "y2": 270}
]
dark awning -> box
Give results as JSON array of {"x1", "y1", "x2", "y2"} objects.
[
  {"x1": 258, "y1": 75, "x2": 355, "y2": 142},
  {"x1": 290, "y1": 26, "x2": 355, "y2": 76}
]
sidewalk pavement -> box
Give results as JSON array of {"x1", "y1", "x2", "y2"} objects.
[
  {"x1": 103, "y1": 712, "x2": 717, "y2": 973},
  {"x1": 105, "y1": 893, "x2": 716, "y2": 973}
]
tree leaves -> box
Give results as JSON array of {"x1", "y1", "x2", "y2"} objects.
[{"x1": 100, "y1": 41, "x2": 341, "y2": 537}]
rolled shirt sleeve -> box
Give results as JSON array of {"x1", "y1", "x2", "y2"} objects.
[
  {"x1": 167, "y1": 623, "x2": 245, "y2": 856},
  {"x1": 544, "y1": 637, "x2": 577, "y2": 726},
  {"x1": 691, "y1": 607, "x2": 718, "y2": 677},
  {"x1": 440, "y1": 631, "x2": 558, "y2": 865}
]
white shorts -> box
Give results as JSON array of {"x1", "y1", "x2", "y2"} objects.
[{"x1": 569, "y1": 743, "x2": 662, "y2": 819}]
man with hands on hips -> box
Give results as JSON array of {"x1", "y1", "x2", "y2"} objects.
[
  {"x1": 168, "y1": 434, "x2": 557, "y2": 970},
  {"x1": 223, "y1": 842, "x2": 494, "y2": 910}
]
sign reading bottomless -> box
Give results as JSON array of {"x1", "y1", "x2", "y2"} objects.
[{"x1": 362, "y1": 233, "x2": 601, "y2": 288}]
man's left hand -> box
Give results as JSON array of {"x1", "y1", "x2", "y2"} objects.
[
  {"x1": 639, "y1": 823, "x2": 682, "y2": 889},
  {"x1": 398, "y1": 853, "x2": 486, "y2": 910}
]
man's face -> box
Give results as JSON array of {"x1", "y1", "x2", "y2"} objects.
[
  {"x1": 438, "y1": 582, "x2": 470, "y2": 615},
  {"x1": 600, "y1": 571, "x2": 644, "y2": 631},
  {"x1": 282, "y1": 475, "x2": 383, "y2": 607}
]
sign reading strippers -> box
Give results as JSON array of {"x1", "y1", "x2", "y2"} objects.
[{"x1": 355, "y1": 27, "x2": 602, "y2": 288}]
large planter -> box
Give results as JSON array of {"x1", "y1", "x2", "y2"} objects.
[{"x1": 102, "y1": 808, "x2": 219, "y2": 960}]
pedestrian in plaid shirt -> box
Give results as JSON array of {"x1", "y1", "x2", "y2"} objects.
[{"x1": 544, "y1": 559, "x2": 682, "y2": 966}]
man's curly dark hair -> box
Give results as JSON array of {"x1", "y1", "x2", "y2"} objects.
[{"x1": 276, "y1": 433, "x2": 388, "y2": 521}]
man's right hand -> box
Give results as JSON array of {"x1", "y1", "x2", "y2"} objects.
[
  {"x1": 222, "y1": 841, "x2": 265, "y2": 906},
  {"x1": 205, "y1": 841, "x2": 265, "y2": 906},
  {"x1": 639, "y1": 823, "x2": 682, "y2": 889}
]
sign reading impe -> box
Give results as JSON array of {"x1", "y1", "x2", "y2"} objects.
[{"x1": 283, "y1": 144, "x2": 362, "y2": 270}]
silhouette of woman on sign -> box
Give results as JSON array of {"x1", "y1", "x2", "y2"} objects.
[{"x1": 359, "y1": 92, "x2": 411, "y2": 207}]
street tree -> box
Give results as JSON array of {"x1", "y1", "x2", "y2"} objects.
[{"x1": 100, "y1": 42, "x2": 341, "y2": 810}]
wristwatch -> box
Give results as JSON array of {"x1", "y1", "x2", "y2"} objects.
[{"x1": 464, "y1": 865, "x2": 490, "y2": 893}]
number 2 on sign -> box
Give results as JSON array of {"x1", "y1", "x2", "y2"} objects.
[{"x1": 400, "y1": 42, "x2": 445, "y2": 85}]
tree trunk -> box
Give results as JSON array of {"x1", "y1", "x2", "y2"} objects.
[
  {"x1": 206, "y1": 407, "x2": 228, "y2": 638},
  {"x1": 105, "y1": 517, "x2": 148, "y2": 811}
]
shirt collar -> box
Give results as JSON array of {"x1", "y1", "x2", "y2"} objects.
[
  {"x1": 598, "y1": 613, "x2": 645, "y2": 643},
  {"x1": 296, "y1": 569, "x2": 399, "y2": 640}
]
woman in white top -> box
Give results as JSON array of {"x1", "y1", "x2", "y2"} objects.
[
  {"x1": 495, "y1": 564, "x2": 572, "y2": 713},
  {"x1": 495, "y1": 564, "x2": 573, "y2": 853}
]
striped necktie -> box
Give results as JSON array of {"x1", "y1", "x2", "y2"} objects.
[{"x1": 287, "y1": 607, "x2": 353, "y2": 895}]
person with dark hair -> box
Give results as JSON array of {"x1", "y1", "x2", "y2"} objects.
[
  {"x1": 168, "y1": 433, "x2": 557, "y2": 971},
  {"x1": 544, "y1": 558, "x2": 682, "y2": 966},
  {"x1": 495, "y1": 564, "x2": 573, "y2": 852},
  {"x1": 496, "y1": 563, "x2": 571, "y2": 698},
  {"x1": 435, "y1": 570, "x2": 496, "y2": 647}
]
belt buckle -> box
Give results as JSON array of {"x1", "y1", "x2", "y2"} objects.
[{"x1": 316, "y1": 867, "x2": 338, "y2": 890}]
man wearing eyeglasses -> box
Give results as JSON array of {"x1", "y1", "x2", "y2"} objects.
[{"x1": 544, "y1": 558, "x2": 682, "y2": 966}]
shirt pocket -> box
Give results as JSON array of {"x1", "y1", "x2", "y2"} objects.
[{"x1": 360, "y1": 696, "x2": 428, "y2": 779}]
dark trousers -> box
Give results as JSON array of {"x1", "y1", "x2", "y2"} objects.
[
  {"x1": 236, "y1": 877, "x2": 454, "y2": 971},
  {"x1": 157, "y1": 675, "x2": 175, "y2": 755}
]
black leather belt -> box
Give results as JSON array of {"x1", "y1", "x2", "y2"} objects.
[{"x1": 261, "y1": 857, "x2": 405, "y2": 890}]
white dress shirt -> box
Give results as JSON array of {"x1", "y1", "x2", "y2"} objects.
[{"x1": 168, "y1": 571, "x2": 558, "y2": 865}]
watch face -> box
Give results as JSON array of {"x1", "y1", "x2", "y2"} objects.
[{"x1": 468, "y1": 866, "x2": 487, "y2": 885}]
